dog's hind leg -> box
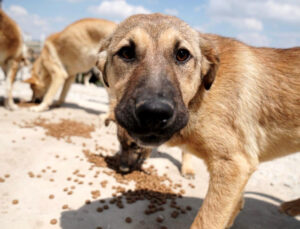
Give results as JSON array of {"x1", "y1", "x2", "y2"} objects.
[
  {"x1": 4, "y1": 59, "x2": 20, "y2": 110},
  {"x1": 280, "y1": 198, "x2": 300, "y2": 216}
]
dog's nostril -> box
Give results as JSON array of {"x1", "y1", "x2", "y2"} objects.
[{"x1": 135, "y1": 100, "x2": 174, "y2": 129}]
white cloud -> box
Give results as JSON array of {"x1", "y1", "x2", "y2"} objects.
[
  {"x1": 225, "y1": 17, "x2": 263, "y2": 31},
  {"x1": 164, "y1": 8, "x2": 178, "y2": 16},
  {"x1": 208, "y1": 0, "x2": 300, "y2": 23},
  {"x1": 7, "y1": 5, "x2": 52, "y2": 41},
  {"x1": 8, "y1": 5, "x2": 28, "y2": 16},
  {"x1": 243, "y1": 18, "x2": 263, "y2": 31},
  {"x1": 237, "y1": 32, "x2": 269, "y2": 47},
  {"x1": 88, "y1": 0, "x2": 151, "y2": 21},
  {"x1": 66, "y1": 0, "x2": 83, "y2": 2}
]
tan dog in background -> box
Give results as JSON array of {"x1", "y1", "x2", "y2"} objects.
[
  {"x1": 0, "y1": 9, "x2": 28, "y2": 110},
  {"x1": 25, "y1": 18, "x2": 116, "y2": 112},
  {"x1": 97, "y1": 13, "x2": 300, "y2": 229}
]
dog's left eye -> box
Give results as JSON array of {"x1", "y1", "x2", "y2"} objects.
[
  {"x1": 117, "y1": 46, "x2": 135, "y2": 61},
  {"x1": 175, "y1": 49, "x2": 191, "y2": 63}
]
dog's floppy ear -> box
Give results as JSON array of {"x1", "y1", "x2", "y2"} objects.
[
  {"x1": 96, "y1": 37, "x2": 112, "y2": 88},
  {"x1": 23, "y1": 76, "x2": 41, "y2": 86},
  {"x1": 199, "y1": 35, "x2": 219, "y2": 90}
]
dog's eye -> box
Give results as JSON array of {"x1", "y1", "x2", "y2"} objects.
[
  {"x1": 176, "y1": 49, "x2": 190, "y2": 63},
  {"x1": 130, "y1": 142, "x2": 139, "y2": 149},
  {"x1": 117, "y1": 46, "x2": 135, "y2": 61}
]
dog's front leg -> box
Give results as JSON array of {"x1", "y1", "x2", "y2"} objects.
[
  {"x1": 191, "y1": 154, "x2": 256, "y2": 229},
  {"x1": 53, "y1": 75, "x2": 76, "y2": 107},
  {"x1": 30, "y1": 76, "x2": 65, "y2": 112}
]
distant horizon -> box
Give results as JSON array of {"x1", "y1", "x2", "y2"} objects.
[{"x1": 3, "y1": 0, "x2": 300, "y2": 48}]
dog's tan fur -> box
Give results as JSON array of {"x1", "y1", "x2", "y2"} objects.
[
  {"x1": 97, "y1": 14, "x2": 300, "y2": 228},
  {"x1": 25, "y1": 18, "x2": 116, "y2": 112},
  {"x1": 0, "y1": 9, "x2": 28, "y2": 110}
]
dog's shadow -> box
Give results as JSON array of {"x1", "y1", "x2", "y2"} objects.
[
  {"x1": 60, "y1": 192, "x2": 300, "y2": 229},
  {"x1": 0, "y1": 95, "x2": 107, "y2": 116},
  {"x1": 52, "y1": 102, "x2": 105, "y2": 115},
  {"x1": 149, "y1": 149, "x2": 182, "y2": 172}
]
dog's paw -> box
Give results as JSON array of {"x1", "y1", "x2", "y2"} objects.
[
  {"x1": 28, "y1": 104, "x2": 49, "y2": 112},
  {"x1": 181, "y1": 166, "x2": 195, "y2": 180},
  {"x1": 4, "y1": 100, "x2": 19, "y2": 111},
  {"x1": 280, "y1": 198, "x2": 300, "y2": 216}
]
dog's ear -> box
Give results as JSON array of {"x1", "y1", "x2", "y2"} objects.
[
  {"x1": 199, "y1": 35, "x2": 219, "y2": 90},
  {"x1": 23, "y1": 76, "x2": 38, "y2": 85},
  {"x1": 96, "y1": 37, "x2": 112, "y2": 87}
]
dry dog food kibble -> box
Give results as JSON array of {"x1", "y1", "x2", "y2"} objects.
[
  {"x1": 21, "y1": 118, "x2": 95, "y2": 141},
  {"x1": 28, "y1": 172, "x2": 34, "y2": 178},
  {"x1": 125, "y1": 217, "x2": 132, "y2": 223},
  {"x1": 50, "y1": 219, "x2": 57, "y2": 225},
  {"x1": 49, "y1": 194, "x2": 55, "y2": 199},
  {"x1": 62, "y1": 204, "x2": 68, "y2": 209},
  {"x1": 12, "y1": 199, "x2": 19, "y2": 205},
  {"x1": 156, "y1": 215, "x2": 165, "y2": 223},
  {"x1": 85, "y1": 200, "x2": 91, "y2": 205}
]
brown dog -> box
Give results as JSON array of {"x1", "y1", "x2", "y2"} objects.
[
  {"x1": 0, "y1": 9, "x2": 28, "y2": 110},
  {"x1": 97, "y1": 13, "x2": 300, "y2": 228},
  {"x1": 24, "y1": 18, "x2": 116, "y2": 112}
]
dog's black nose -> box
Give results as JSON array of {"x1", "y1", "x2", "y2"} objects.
[
  {"x1": 34, "y1": 98, "x2": 42, "y2": 104},
  {"x1": 135, "y1": 99, "x2": 174, "y2": 129}
]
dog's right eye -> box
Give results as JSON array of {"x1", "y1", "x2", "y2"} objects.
[
  {"x1": 130, "y1": 142, "x2": 139, "y2": 149},
  {"x1": 117, "y1": 46, "x2": 135, "y2": 61}
]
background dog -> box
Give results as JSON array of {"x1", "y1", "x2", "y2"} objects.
[
  {"x1": 97, "y1": 13, "x2": 300, "y2": 229},
  {"x1": 0, "y1": 9, "x2": 29, "y2": 110},
  {"x1": 25, "y1": 18, "x2": 116, "y2": 112}
]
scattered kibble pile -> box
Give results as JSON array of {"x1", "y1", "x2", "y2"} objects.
[
  {"x1": 20, "y1": 118, "x2": 95, "y2": 141},
  {"x1": 4, "y1": 118, "x2": 197, "y2": 228}
]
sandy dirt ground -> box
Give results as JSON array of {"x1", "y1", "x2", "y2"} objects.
[{"x1": 0, "y1": 79, "x2": 299, "y2": 229}]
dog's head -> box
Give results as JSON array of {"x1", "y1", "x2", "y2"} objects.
[
  {"x1": 24, "y1": 56, "x2": 49, "y2": 104},
  {"x1": 117, "y1": 125, "x2": 152, "y2": 173},
  {"x1": 97, "y1": 13, "x2": 219, "y2": 147}
]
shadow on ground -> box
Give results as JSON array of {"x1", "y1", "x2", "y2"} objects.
[
  {"x1": 60, "y1": 192, "x2": 300, "y2": 229},
  {"x1": 0, "y1": 97, "x2": 105, "y2": 115},
  {"x1": 51, "y1": 102, "x2": 105, "y2": 115},
  {"x1": 150, "y1": 149, "x2": 182, "y2": 172}
]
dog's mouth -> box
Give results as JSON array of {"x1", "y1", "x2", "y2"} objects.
[{"x1": 129, "y1": 132, "x2": 172, "y2": 147}]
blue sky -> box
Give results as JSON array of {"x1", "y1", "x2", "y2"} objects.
[{"x1": 4, "y1": 0, "x2": 300, "y2": 48}]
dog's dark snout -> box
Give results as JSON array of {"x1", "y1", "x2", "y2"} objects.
[
  {"x1": 135, "y1": 99, "x2": 174, "y2": 129},
  {"x1": 34, "y1": 98, "x2": 42, "y2": 104}
]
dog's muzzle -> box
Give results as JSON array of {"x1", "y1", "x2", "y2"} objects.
[{"x1": 115, "y1": 77, "x2": 189, "y2": 147}]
